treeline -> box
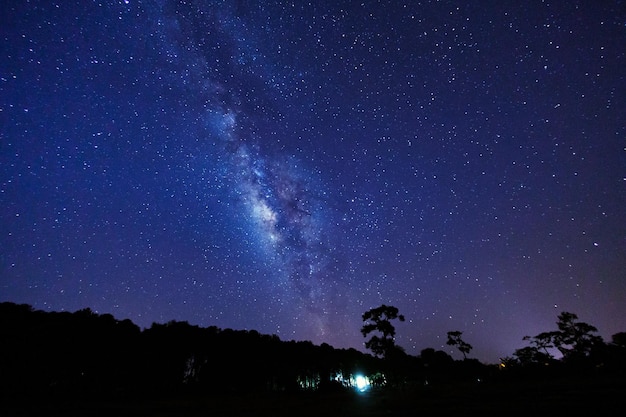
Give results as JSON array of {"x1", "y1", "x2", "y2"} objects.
[
  {"x1": 500, "y1": 311, "x2": 626, "y2": 378},
  {"x1": 1, "y1": 302, "x2": 625, "y2": 400},
  {"x1": 0, "y1": 302, "x2": 383, "y2": 398}
]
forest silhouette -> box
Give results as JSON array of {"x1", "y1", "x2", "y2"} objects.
[{"x1": 1, "y1": 301, "x2": 624, "y2": 415}]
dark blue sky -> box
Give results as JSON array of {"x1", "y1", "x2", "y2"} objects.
[{"x1": 1, "y1": 1, "x2": 624, "y2": 363}]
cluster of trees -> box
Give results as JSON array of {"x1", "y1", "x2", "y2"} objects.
[
  {"x1": 0, "y1": 302, "x2": 381, "y2": 398},
  {"x1": 360, "y1": 305, "x2": 473, "y2": 361},
  {"x1": 1, "y1": 302, "x2": 625, "y2": 400},
  {"x1": 502, "y1": 311, "x2": 626, "y2": 374},
  {"x1": 360, "y1": 305, "x2": 626, "y2": 379}
]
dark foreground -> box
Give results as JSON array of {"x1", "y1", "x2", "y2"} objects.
[{"x1": 3, "y1": 377, "x2": 624, "y2": 417}]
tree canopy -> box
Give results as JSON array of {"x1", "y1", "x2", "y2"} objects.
[
  {"x1": 446, "y1": 331, "x2": 473, "y2": 359},
  {"x1": 361, "y1": 304, "x2": 405, "y2": 359}
]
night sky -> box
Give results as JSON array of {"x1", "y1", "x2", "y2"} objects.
[{"x1": 1, "y1": 1, "x2": 624, "y2": 363}]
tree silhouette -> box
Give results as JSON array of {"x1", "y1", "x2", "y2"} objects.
[
  {"x1": 510, "y1": 311, "x2": 605, "y2": 370},
  {"x1": 511, "y1": 331, "x2": 560, "y2": 366},
  {"x1": 446, "y1": 331, "x2": 473, "y2": 359},
  {"x1": 361, "y1": 304, "x2": 405, "y2": 359},
  {"x1": 510, "y1": 345, "x2": 554, "y2": 367},
  {"x1": 611, "y1": 332, "x2": 626, "y2": 348},
  {"x1": 524, "y1": 331, "x2": 557, "y2": 355},
  {"x1": 553, "y1": 311, "x2": 604, "y2": 362}
]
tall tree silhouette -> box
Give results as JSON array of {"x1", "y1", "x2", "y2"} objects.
[
  {"x1": 361, "y1": 305, "x2": 405, "y2": 359},
  {"x1": 446, "y1": 331, "x2": 473, "y2": 359}
]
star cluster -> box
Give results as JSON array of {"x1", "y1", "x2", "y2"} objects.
[{"x1": 1, "y1": 1, "x2": 624, "y2": 362}]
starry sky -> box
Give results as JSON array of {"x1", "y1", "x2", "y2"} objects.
[{"x1": 1, "y1": 1, "x2": 624, "y2": 363}]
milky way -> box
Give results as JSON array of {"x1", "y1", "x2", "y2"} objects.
[
  {"x1": 212, "y1": 108, "x2": 341, "y2": 338},
  {"x1": 143, "y1": 0, "x2": 349, "y2": 340},
  {"x1": 1, "y1": 1, "x2": 624, "y2": 362}
]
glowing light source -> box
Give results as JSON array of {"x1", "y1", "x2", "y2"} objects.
[{"x1": 354, "y1": 375, "x2": 370, "y2": 392}]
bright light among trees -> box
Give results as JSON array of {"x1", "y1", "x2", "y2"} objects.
[{"x1": 355, "y1": 375, "x2": 370, "y2": 392}]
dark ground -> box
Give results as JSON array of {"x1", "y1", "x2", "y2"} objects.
[{"x1": 3, "y1": 377, "x2": 624, "y2": 416}]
